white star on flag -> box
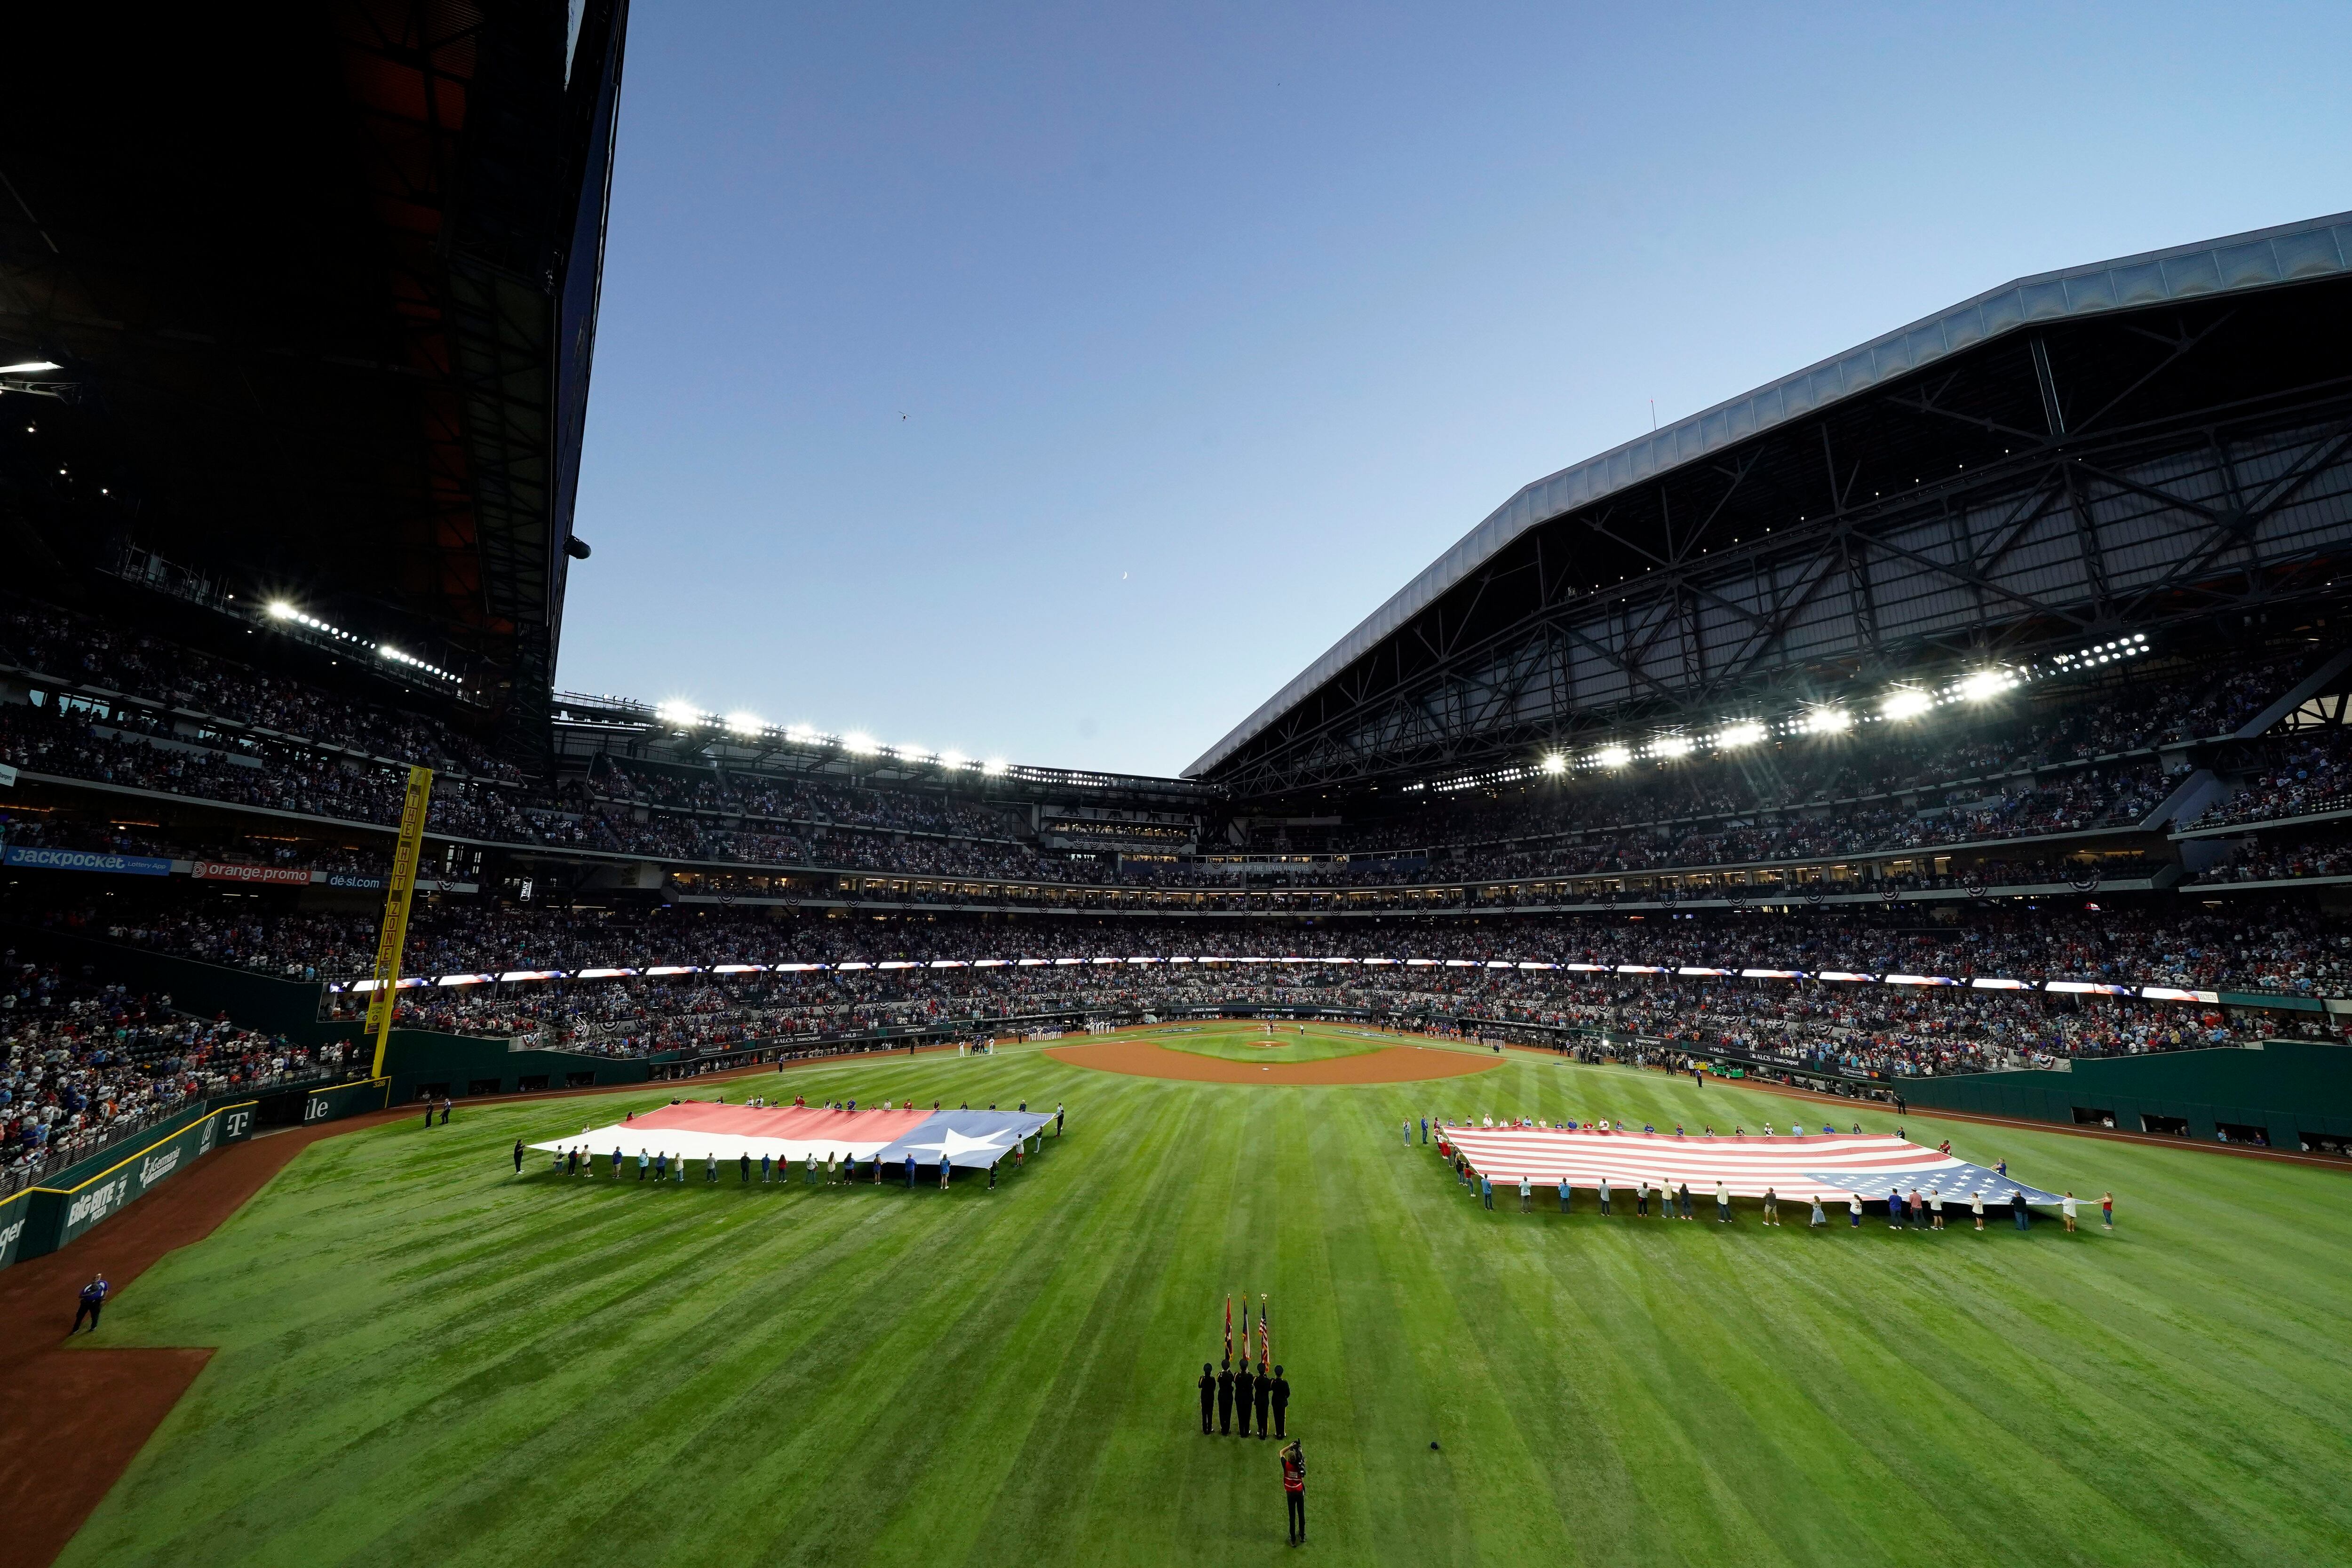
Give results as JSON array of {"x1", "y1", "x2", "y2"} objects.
[{"x1": 900, "y1": 1126, "x2": 1015, "y2": 1161}]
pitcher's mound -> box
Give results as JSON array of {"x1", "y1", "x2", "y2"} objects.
[{"x1": 1047, "y1": 1040, "x2": 1502, "y2": 1085}]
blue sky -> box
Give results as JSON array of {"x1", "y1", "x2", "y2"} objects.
[{"x1": 559, "y1": 2, "x2": 2352, "y2": 777}]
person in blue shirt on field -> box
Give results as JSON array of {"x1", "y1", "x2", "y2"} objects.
[
  {"x1": 939, "y1": 1152, "x2": 952, "y2": 1188},
  {"x1": 655, "y1": 1151, "x2": 667, "y2": 1181},
  {"x1": 611, "y1": 1146, "x2": 622, "y2": 1178},
  {"x1": 1420, "y1": 1117, "x2": 1429, "y2": 1145},
  {"x1": 759, "y1": 1152, "x2": 771, "y2": 1182},
  {"x1": 71, "y1": 1274, "x2": 110, "y2": 1335},
  {"x1": 1558, "y1": 1178, "x2": 1572, "y2": 1214},
  {"x1": 1479, "y1": 1173, "x2": 1494, "y2": 1210},
  {"x1": 906, "y1": 1153, "x2": 917, "y2": 1188}
]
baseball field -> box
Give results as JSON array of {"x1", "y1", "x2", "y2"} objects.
[{"x1": 43, "y1": 1027, "x2": 2352, "y2": 1566}]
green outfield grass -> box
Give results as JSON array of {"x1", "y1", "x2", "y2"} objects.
[
  {"x1": 1151, "y1": 1022, "x2": 1391, "y2": 1063},
  {"x1": 59, "y1": 1035, "x2": 2352, "y2": 1568}
]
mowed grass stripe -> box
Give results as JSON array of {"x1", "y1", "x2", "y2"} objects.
[{"x1": 55, "y1": 1042, "x2": 2352, "y2": 1568}]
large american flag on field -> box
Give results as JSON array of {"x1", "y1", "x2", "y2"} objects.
[
  {"x1": 533, "y1": 1101, "x2": 1052, "y2": 1169},
  {"x1": 1438, "y1": 1125, "x2": 2063, "y2": 1205}
]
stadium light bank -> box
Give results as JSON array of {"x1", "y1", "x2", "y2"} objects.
[
  {"x1": 1414, "y1": 634, "x2": 2151, "y2": 794},
  {"x1": 647, "y1": 702, "x2": 1008, "y2": 775},
  {"x1": 263, "y1": 598, "x2": 465, "y2": 687}
]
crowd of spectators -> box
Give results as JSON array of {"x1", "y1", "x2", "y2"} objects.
[
  {"x1": 2190, "y1": 833, "x2": 2352, "y2": 885},
  {"x1": 40, "y1": 896, "x2": 2352, "y2": 995},
  {"x1": 0, "y1": 598, "x2": 520, "y2": 783},
  {"x1": 2184, "y1": 726, "x2": 2352, "y2": 831},
  {"x1": 1318, "y1": 652, "x2": 2317, "y2": 867},
  {"x1": 0, "y1": 701, "x2": 538, "y2": 841},
  {"x1": 25, "y1": 892, "x2": 2349, "y2": 1088},
  {"x1": 0, "y1": 956, "x2": 350, "y2": 1193},
  {"x1": 7, "y1": 606, "x2": 2343, "y2": 899}
]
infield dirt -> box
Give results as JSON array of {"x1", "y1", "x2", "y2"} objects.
[{"x1": 1046, "y1": 1037, "x2": 1502, "y2": 1084}]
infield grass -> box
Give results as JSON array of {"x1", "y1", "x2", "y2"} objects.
[
  {"x1": 1151, "y1": 1022, "x2": 1392, "y2": 1064},
  {"x1": 57, "y1": 1031, "x2": 2352, "y2": 1568}
]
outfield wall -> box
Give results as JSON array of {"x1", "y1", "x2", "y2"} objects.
[
  {"x1": 1, "y1": 1098, "x2": 257, "y2": 1269},
  {"x1": 1895, "y1": 1042, "x2": 2352, "y2": 1152},
  {"x1": 377, "y1": 1031, "x2": 653, "y2": 1103}
]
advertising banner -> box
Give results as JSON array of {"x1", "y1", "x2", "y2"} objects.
[
  {"x1": 301, "y1": 1078, "x2": 391, "y2": 1125},
  {"x1": 2, "y1": 845, "x2": 173, "y2": 876},
  {"x1": 24, "y1": 1100, "x2": 258, "y2": 1260},
  {"x1": 0, "y1": 1186, "x2": 32, "y2": 1270},
  {"x1": 195, "y1": 861, "x2": 313, "y2": 886}
]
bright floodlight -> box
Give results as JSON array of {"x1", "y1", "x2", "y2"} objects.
[
  {"x1": 981, "y1": 756, "x2": 1009, "y2": 775},
  {"x1": 725, "y1": 712, "x2": 763, "y2": 736},
  {"x1": 655, "y1": 700, "x2": 697, "y2": 725},
  {"x1": 784, "y1": 723, "x2": 817, "y2": 742},
  {"x1": 1539, "y1": 752, "x2": 1568, "y2": 775},
  {"x1": 939, "y1": 750, "x2": 966, "y2": 769},
  {"x1": 1880, "y1": 689, "x2": 1933, "y2": 721},
  {"x1": 0, "y1": 361, "x2": 62, "y2": 375},
  {"x1": 266, "y1": 600, "x2": 295, "y2": 619},
  {"x1": 842, "y1": 732, "x2": 878, "y2": 756},
  {"x1": 1652, "y1": 735, "x2": 1693, "y2": 758},
  {"x1": 1596, "y1": 744, "x2": 1633, "y2": 768},
  {"x1": 1804, "y1": 707, "x2": 1851, "y2": 733},
  {"x1": 1957, "y1": 669, "x2": 2010, "y2": 702},
  {"x1": 1716, "y1": 720, "x2": 1764, "y2": 748}
]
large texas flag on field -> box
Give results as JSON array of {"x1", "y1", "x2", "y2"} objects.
[
  {"x1": 1440, "y1": 1126, "x2": 2064, "y2": 1205},
  {"x1": 533, "y1": 1102, "x2": 1053, "y2": 1169}
]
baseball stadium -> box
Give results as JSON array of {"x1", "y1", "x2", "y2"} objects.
[{"x1": 5, "y1": 8, "x2": 2352, "y2": 1567}]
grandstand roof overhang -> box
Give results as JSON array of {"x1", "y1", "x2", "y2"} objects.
[
  {"x1": 0, "y1": 0, "x2": 630, "y2": 764},
  {"x1": 1190, "y1": 211, "x2": 2352, "y2": 799}
]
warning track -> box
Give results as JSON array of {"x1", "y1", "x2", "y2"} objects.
[{"x1": 1046, "y1": 1038, "x2": 1503, "y2": 1084}]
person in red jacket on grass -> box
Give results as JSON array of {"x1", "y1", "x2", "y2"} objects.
[{"x1": 1280, "y1": 1440, "x2": 1307, "y2": 1545}]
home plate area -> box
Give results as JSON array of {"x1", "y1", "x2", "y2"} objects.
[{"x1": 532, "y1": 1100, "x2": 1056, "y2": 1170}]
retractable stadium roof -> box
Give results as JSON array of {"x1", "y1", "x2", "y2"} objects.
[
  {"x1": 1187, "y1": 211, "x2": 2352, "y2": 787},
  {"x1": 0, "y1": 0, "x2": 630, "y2": 766}
]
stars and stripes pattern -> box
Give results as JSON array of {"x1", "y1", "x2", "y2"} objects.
[{"x1": 1437, "y1": 1124, "x2": 2062, "y2": 1205}]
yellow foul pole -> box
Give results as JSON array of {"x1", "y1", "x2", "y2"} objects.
[{"x1": 366, "y1": 765, "x2": 436, "y2": 1081}]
